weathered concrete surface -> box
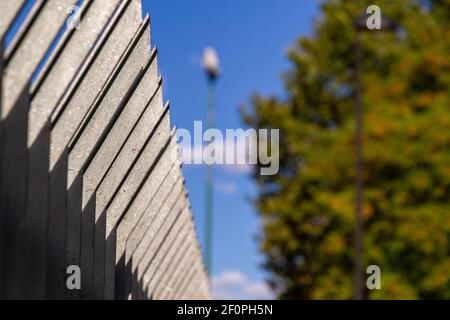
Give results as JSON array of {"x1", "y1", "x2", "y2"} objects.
[
  {"x1": 114, "y1": 134, "x2": 178, "y2": 299},
  {"x1": 0, "y1": 0, "x2": 26, "y2": 40},
  {"x1": 66, "y1": 18, "x2": 151, "y2": 299},
  {"x1": 181, "y1": 263, "x2": 208, "y2": 300},
  {"x1": 47, "y1": 0, "x2": 142, "y2": 298},
  {"x1": 163, "y1": 252, "x2": 196, "y2": 299},
  {"x1": 143, "y1": 206, "x2": 191, "y2": 297},
  {"x1": 0, "y1": 43, "x2": 3, "y2": 296},
  {"x1": 179, "y1": 245, "x2": 209, "y2": 300},
  {"x1": 182, "y1": 273, "x2": 203, "y2": 300},
  {"x1": 2, "y1": 0, "x2": 78, "y2": 119},
  {"x1": 0, "y1": 88, "x2": 29, "y2": 299},
  {"x1": 116, "y1": 134, "x2": 179, "y2": 265},
  {"x1": 152, "y1": 209, "x2": 201, "y2": 300},
  {"x1": 130, "y1": 176, "x2": 184, "y2": 283},
  {"x1": 171, "y1": 229, "x2": 208, "y2": 300},
  {"x1": 0, "y1": 0, "x2": 209, "y2": 300},
  {"x1": 25, "y1": 0, "x2": 122, "y2": 300},
  {"x1": 93, "y1": 113, "x2": 163, "y2": 297},
  {"x1": 0, "y1": 0, "x2": 76, "y2": 299},
  {"x1": 83, "y1": 79, "x2": 162, "y2": 297},
  {"x1": 103, "y1": 102, "x2": 170, "y2": 241},
  {"x1": 97, "y1": 105, "x2": 170, "y2": 299},
  {"x1": 135, "y1": 191, "x2": 188, "y2": 296},
  {"x1": 175, "y1": 260, "x2": 203, "y2": 300},
  {"x1": 78, "y1": 53, "x2": 160, "y2": 299},
  {"x1": 97, "y1": 85, "x2": 166, "y2": 299},
  {"x1": 154, "y1": 228, "x2": 196, "y2": 299},
  {"x1": 162, "y1": 236, "x2": 198, "y2": 300}
]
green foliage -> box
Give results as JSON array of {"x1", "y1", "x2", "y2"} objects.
[{"x1": 242, "y1": 0, "x2": 450, "y2": 299}]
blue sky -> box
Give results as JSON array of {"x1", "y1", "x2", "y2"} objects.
[{"x1": 141, "y1": 0, "x2": 319, "y2": 298}]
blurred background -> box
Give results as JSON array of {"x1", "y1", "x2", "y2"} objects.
[
  {"x1": 143, "y1": 0, "x2": 450, "y2": 299},
  {"x1": 142, "y1": 0, "x2": 318, "y2": 300}
]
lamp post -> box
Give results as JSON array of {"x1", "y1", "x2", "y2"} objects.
[
  {"x1": 202, "y1": 47, "x2": 220, "y2": 276},
  {"x1": 352, "y1": 13, "x2": 397, "y2": 300}
]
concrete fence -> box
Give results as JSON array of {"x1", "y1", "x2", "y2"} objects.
[{"x1": 0, "y1": 0, "x2": 210, "y2": 300}]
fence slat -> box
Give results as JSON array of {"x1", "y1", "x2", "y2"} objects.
[
  {"x1": 46, "y1": 0, "x2": 142, "y2": 299},
  {"x1": 0, "y1": 0, "x2": 27, "y2": 40}
]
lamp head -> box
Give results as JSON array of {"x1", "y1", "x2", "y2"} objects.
[{"x1": 202, "y1": 47, "x2": 220, "y2": 80}]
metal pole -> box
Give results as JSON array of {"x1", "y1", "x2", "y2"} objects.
[
  {"x1": 352, "y1": 11, "x2": 397, "y2": 300},
  {"x1": 204, "y1": 76, "x2": 216, "y2": 276},
  {"x1": 354, "y1": 31, "x2": 363, "y2": 300}
]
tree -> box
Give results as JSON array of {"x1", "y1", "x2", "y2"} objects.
[{"x1": 242, "y1": 0, "x2": 450, "y2": 299}]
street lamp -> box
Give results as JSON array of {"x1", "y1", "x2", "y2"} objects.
[
  {"x1": 202, "y1": 47, "x2": 220, "y2": 276},
  {"x1": 202, "y1": 47, "x2": 221, "y2": 80},
  {"x1": 352, "y1": 13, "x2": 397, "y2": 300}
]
